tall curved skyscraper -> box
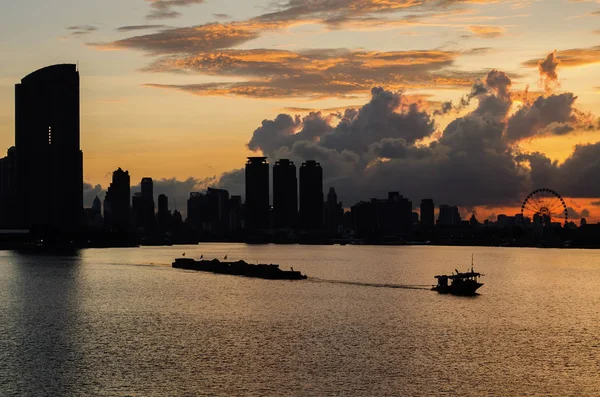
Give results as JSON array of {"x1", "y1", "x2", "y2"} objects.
[{"x1": 15, "y1": 64, "x2": 83, "y2": 232}]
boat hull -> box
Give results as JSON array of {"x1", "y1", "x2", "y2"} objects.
[
  {"x1": 173, "y1": 258, "x2": 307, "y2": 280},
  {"x1": 432, "y1": 282, "x2": 483, "y2": 296}
]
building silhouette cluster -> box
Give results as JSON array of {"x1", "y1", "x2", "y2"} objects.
[{"x1": 0, "y1": 64, "x2": 599, "y2": 249}]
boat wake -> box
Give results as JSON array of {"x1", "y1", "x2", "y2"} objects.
[{"x1": 310, "y1": 278, "x2": 431, "y2": 290}]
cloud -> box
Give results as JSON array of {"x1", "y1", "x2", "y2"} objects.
[
  {"x1": 116, "y1": 25, "x2": 168, "y2": 32},
  {"x1": 216, "y1": 66, "x2": 600, "y2": 209},
  {"x1": 466, "y1": 25, "x2": 505, "y2": 38},
  {"x1": 90, "y1": 0, "x2": 522, "y2": 99},
  {"x1": 141, "y1": 48, "x2": 482, "y2": 99},
  {"x1": 91, "y1": 22, "x2": 281, "y2": 54},
  {"x1": 523, "y1": 45, "x2": 600, "y2": 69},
  {"x1": 504, "y1": 93, "x2": 578, "y2": 142},
  {"x1": 213, "y1": 13, "x2": 232, "y2": 20},
  {"x1": 67, "y1": 25, "x2": 98, "y2": 36},
  {"x1": 145, "y1": 0, "x2": 205, "y2": 20},
  {"x1": 256, "y1": 0, "x2": 526, "y2": 27},
  {"x1": 537, "y1": 50, "x2": 560, "y2": 93}
]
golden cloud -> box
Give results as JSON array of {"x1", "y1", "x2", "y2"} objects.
[{"x1": 523, "y1": 46, "x2": 600, "y2": 68}]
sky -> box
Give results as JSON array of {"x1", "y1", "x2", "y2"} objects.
[{"x1": 1, "y1": 0, "x2": 599, "y2": 221}]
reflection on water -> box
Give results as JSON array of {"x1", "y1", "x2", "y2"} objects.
[
  {"x1": 0, "y1": 244, "x2": 599, "y2": 396},
  {"x1": 0, "y1": 252, "x2": 83, "y2": 396}
]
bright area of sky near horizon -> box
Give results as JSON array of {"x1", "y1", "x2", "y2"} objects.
[{"x1": 0, "y1": 0, "x2": 599, "y2": 221}]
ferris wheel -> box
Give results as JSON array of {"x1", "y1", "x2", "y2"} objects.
[{"x1": 520, "y1": 188, "x2": 568, "y2": 228}]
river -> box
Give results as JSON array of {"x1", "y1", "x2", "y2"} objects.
[{"x1": 0, "y1": 244, "x2": 598, "y2": 396}]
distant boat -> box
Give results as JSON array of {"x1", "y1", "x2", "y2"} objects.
[{"x1": 432, "y1": 256, "x2": 484, "y2": 296}]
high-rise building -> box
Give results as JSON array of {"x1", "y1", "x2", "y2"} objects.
[
  {"x1": 299, "y1": 160, "x2": 323, "y2": 230},
  {"x1": 92, "y1": 196, "x2": 102, "y2": 218},
  {"x1": 104, "y1": 168, "x2": 131, "y2": 232},
  {"x1": 245, "y1": 157, "x2": 269, "y2": 230},
  {"x1": 157, "y1": 194, "x2": 170, "y2": 232},
  {"x1": 229, "y1": 195, "x2": 242, "y2": 232},
  {"x1": 420, "y1": 199, "x2": 435, "y2": 228},
  {"x1": 438, "y1": 205, "x2": 461, "y2": 226},
  {"x1": 325, "y1": 187, "x2": 343, "y2": 235},
  {"x1": 273, "y1": 159, "x2": 297, "y2": 229},
  {"x1": 187, "y1": 192, "x2": 207, "y2": 231},
  {"x1": 0, "y1": 147, "x2": 17, "y2": 228},
  {"x1": 138, "y1": 177, "x2": 156, "y2": 230},
  {"x1": 15, "y1": 64, "x2": 83, "y2": 231},
  {"x1": 381, "y1": 192, "x2": 412, "y2": 233},
  {"x1": 207, "y1": 187, "x2": 230, "y2": 233}
]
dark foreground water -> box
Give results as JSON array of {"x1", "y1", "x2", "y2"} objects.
[{"x1": 0, "y1": 244, "x2": 598, "y2": 396}]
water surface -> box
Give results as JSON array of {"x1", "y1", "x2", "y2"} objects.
[{"x1": 0, "y1": 244, "x2": 598, "y2": 396}]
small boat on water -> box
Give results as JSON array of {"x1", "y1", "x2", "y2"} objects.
[
  {"x1": 173, "y1": 258, "x2": 308, "y2": 280},
  {"x1": 432, "y1": 257, "x2": 484, "y2": 296}
]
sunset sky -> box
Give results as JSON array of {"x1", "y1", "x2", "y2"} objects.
[{"x1": 0, "y1": 0, "x2": 599, "y2": 221}]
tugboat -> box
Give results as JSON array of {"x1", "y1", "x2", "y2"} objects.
[{"x1": 432, "y1": 256, "x2": 484, "y2": 296}]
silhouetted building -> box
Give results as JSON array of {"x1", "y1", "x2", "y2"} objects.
[
  {"x1": 92, "y1": 196, "x2": 102, "y2": 218},
  {"x1": 245, "y1": 157, "x2": 269, "y2": 230},
  {"x1": 207, "y1": 187, "x2": 230, "y2": 233},
  {"x1": 132, "y1": 192, "x2": 143, "y2": 229},
  {"x1": 497, "y1": 214, "x2": 515, "y2": 228},
  {"x1": 325, "y1": 187, "x2": 343, "y2": 235},
  {"x1": 380, "y1": 192, "x2": 412, "y2": 234},
  {"x1": 420, "y1": 199, "x2": 435, "y2": 228},
  {"x1": 438, "y1": 205, "x2": 461, "y2": 226},
  {"x1": 15, "y1": 64, "x2": 83, "y2": 232},
  {"x1": 469, "y1": 213, "x2": 479, "y2": 227},
  {"x1": 299, "y1": 160, "x2": 323, "y2": 230},
  {"x1": 412, "y1": 212, "x2": 419, "y2": 226},
  {"x1": 187, "y1": 192, "x2": 207, "y2": 231},
  {"x1": 273, "y1": 159, "x2": 298, "y2": 229},
  {"x1": 85, "y1": 195, "x2": 103, "y2": 229},
  {"x1": 136, "y1": 177, "x2": 156, "y2": 231},
  {"x1": 351, "y1": 201, "x2": 376, "y2": 238},
  {"x1": 157, "y1": 194, "x2": 171, "y2": 232},
  {"x1": 104, "y1": 168, "x2": 131, "y2": 232},
  {"x1": 229, "y1": 195, "x2": 242, "y2": 232},
  {"x1": 0, "y1": 147, "x2": 17, "y2": 227}
]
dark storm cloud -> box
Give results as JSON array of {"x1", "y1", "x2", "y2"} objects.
[
  {"x1": 116, "y1": 25, "x2": 168, "y2": 32},
  {"x1": 145, "y1": 0, "x2": 205, "y2": 20},
  {"x1": 504, "y1": 93, "x2": 578, "y2": 142},
  {"x1": 217, "y1": 63, "x2": 600, "y2": 207},
  {"x1": 67, "y1": 25, "x2": 98, "y2": 36}
]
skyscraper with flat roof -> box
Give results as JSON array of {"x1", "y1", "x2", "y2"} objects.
[
  {"x1": 299, "y1": 160, "x2": 323, "y2": 230},
  {"x1": 245, "y1": 157, "x2": 269, "y2": 230},
  {"x1": 15, "y1": 64, "x2": 83, "y2": 231},
  {"x1": 420, "y1": 199, "x2": 435, "y2": 228},
  {"x1": 273, "y1": 159, "x2": 297, "y2": 229}
]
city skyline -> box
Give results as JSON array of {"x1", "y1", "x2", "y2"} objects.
[{"x1": 1, "y1": 1, "x2": 600, "y2": 221}]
